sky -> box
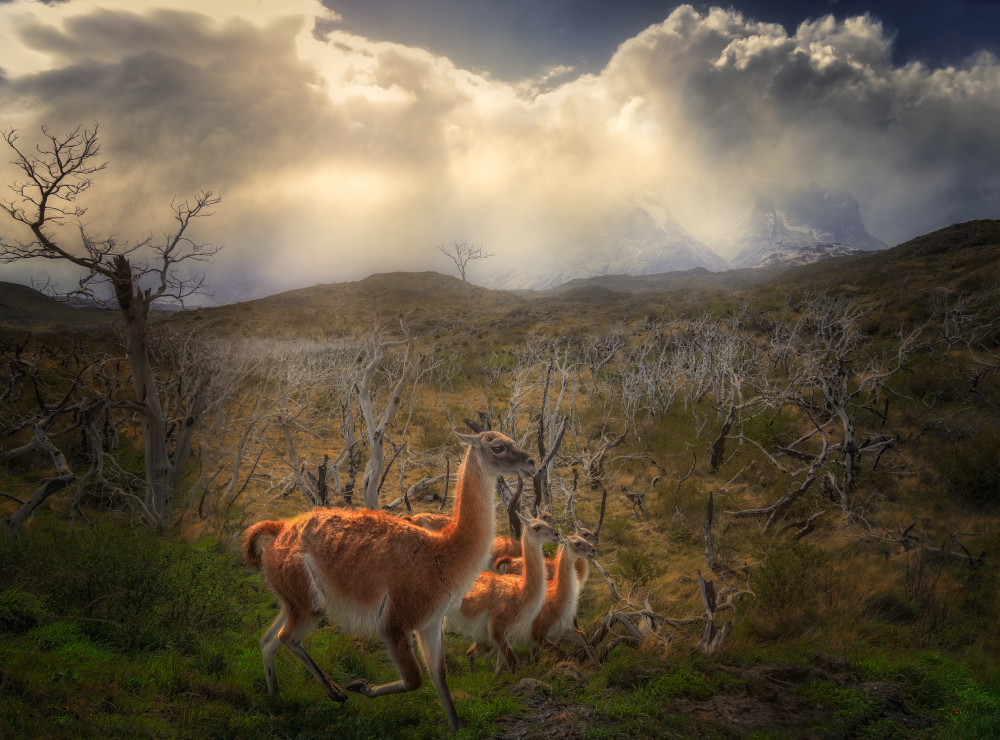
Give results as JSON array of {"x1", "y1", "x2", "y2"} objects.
[{"x1": 0, "y1": 0, "x2": 998, "y2": 300}]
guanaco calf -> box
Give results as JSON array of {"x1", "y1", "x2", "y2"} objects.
[
  {"x1": 528, "y1": 535, "x2": 600, "y2": 666},
  {"x1": 488, "y1": 509, "x2": 556, "y2": 565},
  {"x1": 242, "y1": 431, "x2": 536, "y2": 732},
  {"x1": 494, "y1": 523, "x2": 599, "y2": 584},
  {"x1": 446, "y1": 513, "x2": 558, "y2": 674}
]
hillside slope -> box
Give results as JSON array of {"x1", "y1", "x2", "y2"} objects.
[{"x1": 0, "y1": 282, "x2": 115, "y2": 333}]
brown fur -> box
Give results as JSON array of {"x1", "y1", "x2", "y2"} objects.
[
  {"x1": 400, "y1": 512, "x2": 451, "y2": 531},
  {"x1": 451, "y1": 515, "x2": 558, "y2": 674},
  {"x1": 487, "y1": 510, "x2": 557, "y2": 566},
  {"x1": 243, "y1": 431, "x2": 536, "y2": 732},
  {"x1": 243, "y1": 520, "x2": 284, "y2": 567},
  {"x1": 492, "y1": 523, "x2": 598, "y2": 581},
  {"x1": 528, "y1": 536, "x2": 600, "y2": 666}
]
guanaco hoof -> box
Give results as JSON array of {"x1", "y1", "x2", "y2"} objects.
[
  {"x1": 345, "y1": 679, "x2": 372, "y2": 695},
  {"x1": 325, "y1": 682, "x2": 349, "y2": 702}
]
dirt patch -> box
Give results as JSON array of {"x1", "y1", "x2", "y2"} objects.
[{"x1": 491, "y1": 655, "x2": 939, "y2": 739}]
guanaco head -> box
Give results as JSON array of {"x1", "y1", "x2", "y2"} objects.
[
  {"x1": 574, "y1": 522, "x2": 599, "y2": 548},
  {"x1": 537, "y1": 510, "x2": 557, "y2": 528},
  {"x1": 457, "y1": 431, "x2": 536, "y2": 478},
  {"x1": 517, "y1": 512, "x2": 560, "y2": 547},
  {"x1": 566, "y1": 534, "x2": 598, "y2": 561}
]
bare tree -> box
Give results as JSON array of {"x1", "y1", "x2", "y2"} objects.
[
  {"x1": 1, "y1": 338, "x2": 96, "y2": 537},
  {"x1": 356, "y1": 316, "x2": 423, "y2": 509},
  {"x1": 436, "y1": 239, "x2": 494, "y2": 293},
  {"x1": 0, "y1": 124, "x2": 221, "y2": 526},
  {"x1": 729, "y1": 294, "x2": 915, "y2": 528}
]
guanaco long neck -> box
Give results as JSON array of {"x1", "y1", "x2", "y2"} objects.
[
  {"x1": 440, "y1": 449, "x2": 496, "y2": 572},
  {"x1": 518, "y1": 529, "x2": 546, "y2": 610},
  {"x1": 553, "y1": 543, "x2": 577, "y2": 604}
]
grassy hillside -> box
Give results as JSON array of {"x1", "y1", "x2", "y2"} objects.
[
  {"x1": 173, "y1": 271, "x2": 529, "y2": 339},
  {"x1": 0, "y1": 281, "x2": 115, "y2": 333},
  {"x1": 2, "y1": 221, "x2": 999, "y2": 738}
]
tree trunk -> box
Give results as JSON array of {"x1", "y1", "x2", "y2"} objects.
[
  {"x1": 123, "y1": 300, "x2": 172, "y2": 523},
  {"x1": 114, "y1": 260, "x2": 173, "y2": 525},
  {"x1": 834, "y1": 403, "x2": 857, "y2": 513}
]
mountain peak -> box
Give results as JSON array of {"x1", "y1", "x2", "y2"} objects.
[
  {"x1": 732, "y1": 186, "x2": 886, "y2": 268},
  {"x1": 488, "y1": 203, "x2": 729, "y2": 290}
]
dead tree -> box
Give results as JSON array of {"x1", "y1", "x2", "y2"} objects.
[
  {"x1": 1, "y1": 339, "x2": 132, "y2": 537},
  {"x1": 0, "y1": 124, "x2": 221, "y2": 526},
  {"x1": 582, "y1": 491, "x2": 751, "y2": 661},
  {"x1": 728, "y1": 294, "x2": 916, "y2": 528},
  {"x1": 620, "y1": 485, "x2": 648, "y2": 518},
  {"x1": 356, "y1": 316, "x2": 422, "y2": 509},
  {"x1": 436, "y1": 239, "x2": 494, "y2": 297},
  {"x1": 577, "y1": 429, "x2": 627, "y2": 490}
]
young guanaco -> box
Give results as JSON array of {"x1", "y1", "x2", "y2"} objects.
[
  {"x1": 528, "y1": 534, "x2": 600, "y2": 667},
  {"x1": 446, "y1": 513, "x2": 558, "y2": 674}
]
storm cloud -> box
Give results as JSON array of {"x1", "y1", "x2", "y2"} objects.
[{"x1": 0, "y1": 1, "x2": 997, "y2": 298}]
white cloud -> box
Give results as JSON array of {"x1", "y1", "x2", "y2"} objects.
[{"x1": 0, "y1": 2, "x2": 997, "y2": 297}]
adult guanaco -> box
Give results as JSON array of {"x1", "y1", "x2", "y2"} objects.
[
  {"x1": 405, "y1": 508, "x2": 554, "y2": 538},
  {"x1": 242, "y1": 431, "x2": 536, "y2": 732},
  {"x1": 446, "y1": 513, "x2": 558, "y2": 674},
  {"x1": 528, "y1": 535, "x2": 600, "y2": 667}
]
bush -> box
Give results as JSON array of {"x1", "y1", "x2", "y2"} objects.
[
  {"x1": 615, "y1": 548, "x2": 657, "y2": 588},
  {"x1": 0, "y1": 521, "x2": 252, "y2": 653},
  {"x1": 741, "y1": 410, "x2": 794, "y2": 450},
  {"x1": 936, "y1": 425, "x2": 1000, "y2": 508},
  {"x1": 0, "y1": 587, "x2": 44, "y2": 634},
  {"x1": 743, "y1": 540, "x2": 827, "y2": 641}
]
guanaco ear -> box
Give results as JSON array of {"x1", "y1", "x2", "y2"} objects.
[
  {"x1": 516, "y1": 510, "x2": 531, "y2": 526},
  {"x1": 454, "y1": 432, "x2": 480, "y2": 448}
]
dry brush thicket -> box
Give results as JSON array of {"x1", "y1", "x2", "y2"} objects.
[{"x1": 4, "y1": 269, "x2": 997, "y2": 674}]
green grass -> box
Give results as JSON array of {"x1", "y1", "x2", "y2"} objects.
[{"x1": 0, "y1": 505, "x2": 996, "y2": 739}]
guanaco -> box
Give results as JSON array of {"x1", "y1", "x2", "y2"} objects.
[
  {"x1": 488, "y1": 509, "x2": 556, "y2": 565},
  {"x1": 405, "y1": 507, "x2": 554, "y2": 537},
  {"x1": 494, "y1": 523, "x2": 599, "y2": 585},
  {"x1": 446, "y1": 513, "x2": 558, "y2": 674},
  {"x1": 242, "y1": 431, "x2": 536, "y2": 732},
  {"x1": 528, "y1": 534, "x2": 600, "y2": 666}
]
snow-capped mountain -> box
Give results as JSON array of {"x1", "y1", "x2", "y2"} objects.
[
  {"x1": 490, "y1": 205, "x2": 729, "y2": 290},
  {"x1": 780, "y1": 185, "x2": 887, "y2": 251},
  {"x1": 731, "y1": 188, "x2": 886, "y2": 268},
  {"x1": 754, "y1": 243, "x2": 870, "y2": 268}
]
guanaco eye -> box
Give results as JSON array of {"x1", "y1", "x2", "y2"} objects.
[{"x1": 490, "y1": 443, "x2": 505, "y2": 453}]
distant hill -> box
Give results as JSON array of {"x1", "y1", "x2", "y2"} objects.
[
  {"x1": 0, "y1": 282, "x2": 115, "y2": 334},
  {"x1": 170, "y1": 271, "x2": 530, "y2": 339},
  {"x1": 545, "y1": 265, "x2": 787, "y2": 295},
  {"x1": 767, "y1": 219, "x2": 1000, "y2": 296},
  {"x1": 4, "y1": 221, "x2": 997, "y2": 341},
  {"x1": 541, "y1": 219, "x2": 999, "y2": 299}
]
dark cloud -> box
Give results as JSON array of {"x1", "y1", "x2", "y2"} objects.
[
  {"x1": 3, "y1": 10, "x2": 345, "y2": 215},
  {"x1": 0, "y1": 3, "x2": 997, "y2": 297},
  {"x1": 598, "y1": 7, "x2": 1000, "y2": 242}
]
